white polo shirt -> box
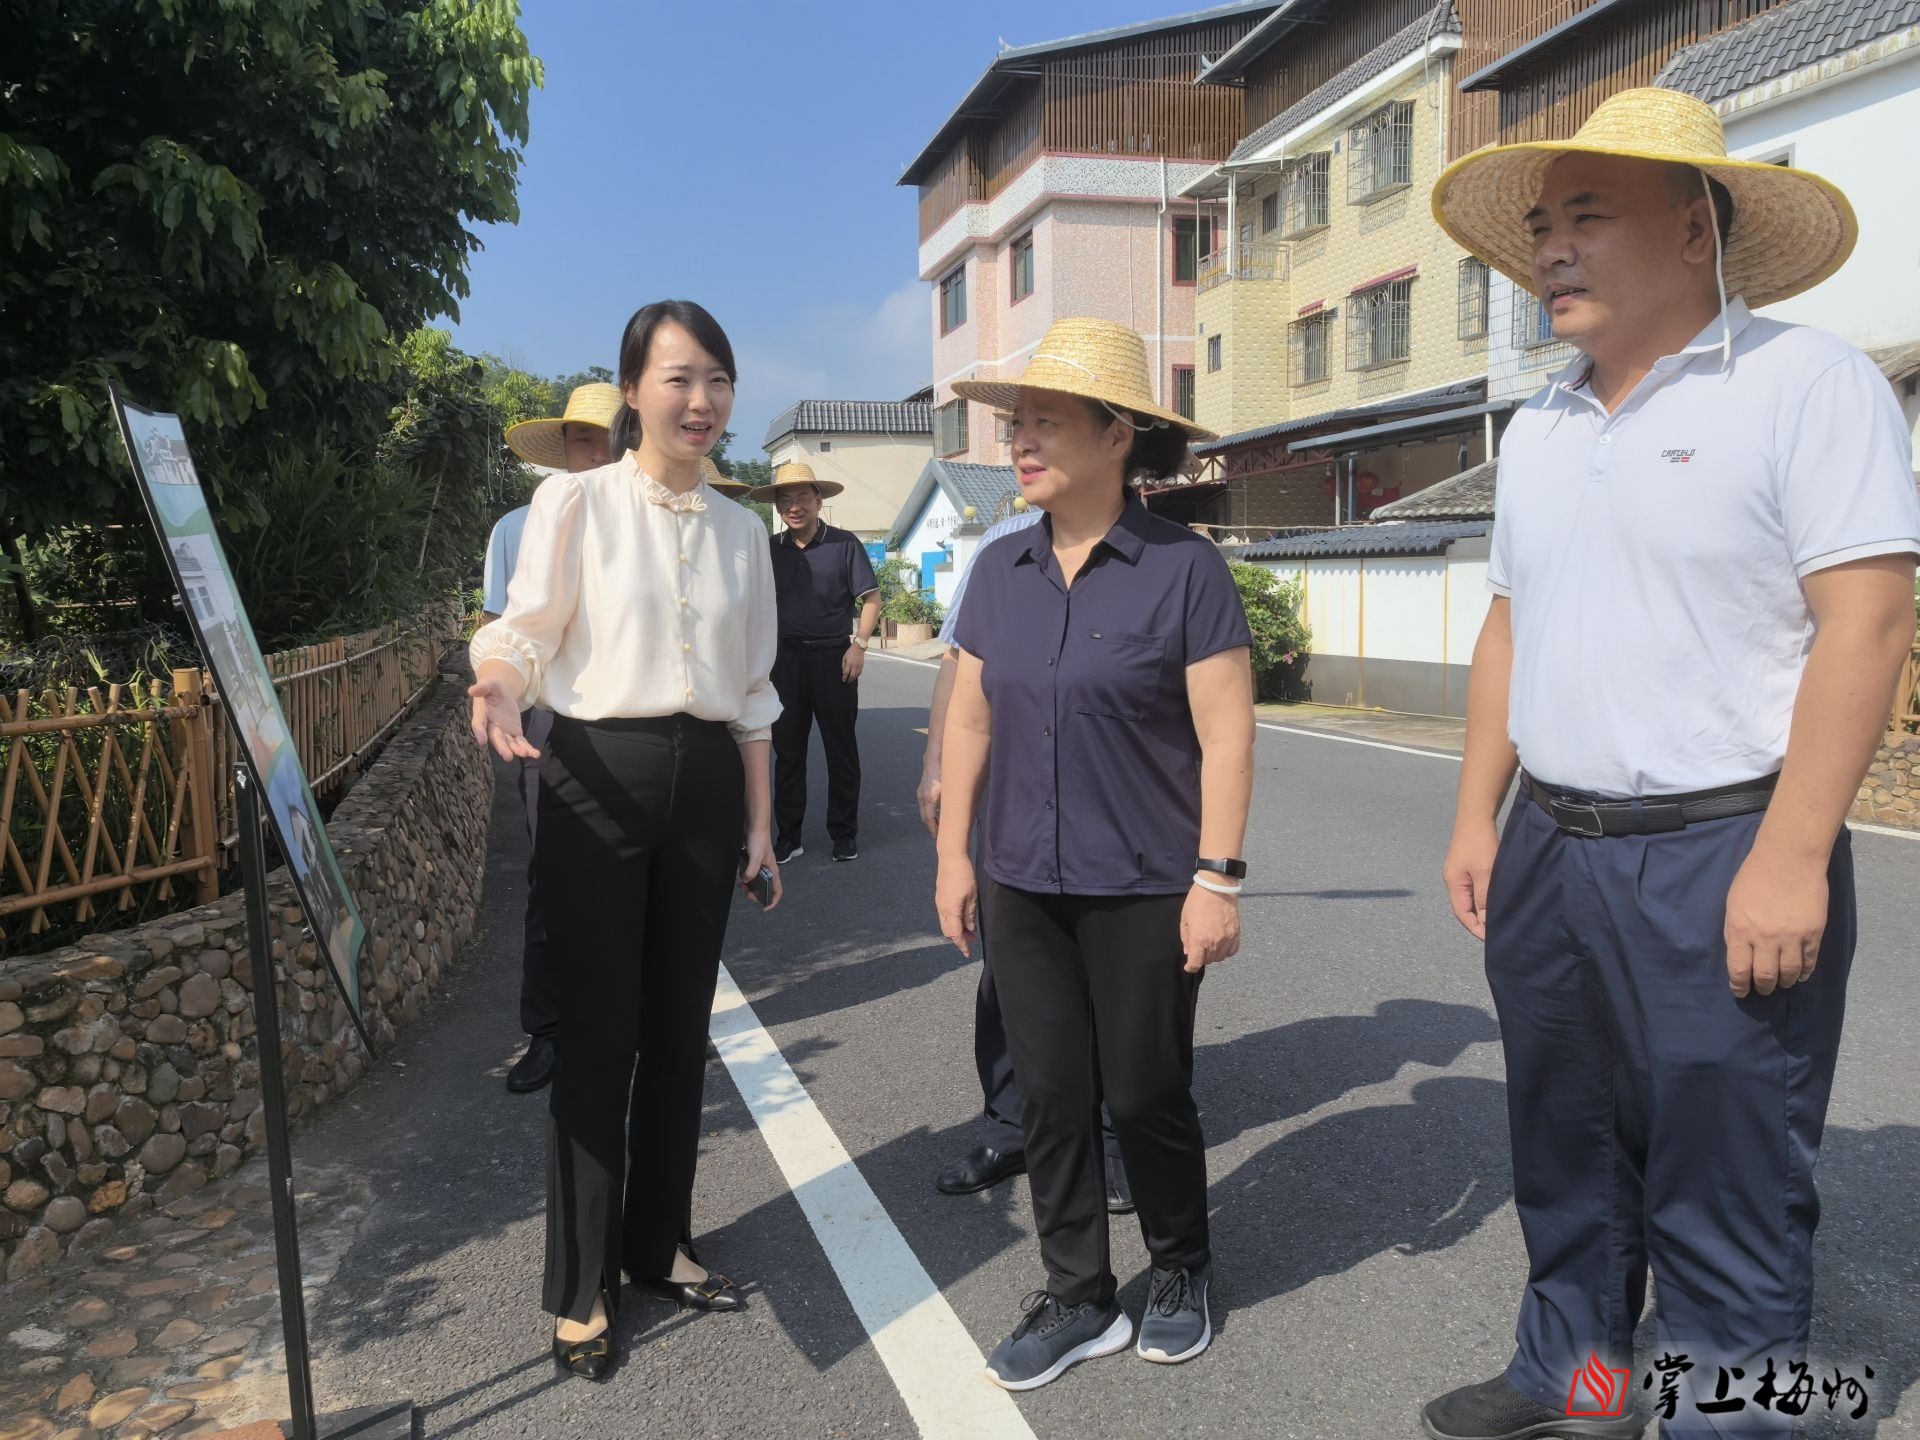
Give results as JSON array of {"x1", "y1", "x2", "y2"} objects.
[{"x1": 1490, "y1": 299, "x2": 1920, "y2": 798}]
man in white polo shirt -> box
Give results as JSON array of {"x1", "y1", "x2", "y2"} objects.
[{"x1": 1423, "y1": 90, "x2": 1920, "y2": 1440}]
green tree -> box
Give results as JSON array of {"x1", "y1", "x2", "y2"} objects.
[
  {"x1": 0, "y1": 0, "x2": 542, "y2": 548},
  {"x1": 1230, "y1": 562, "x2": 1311, "y2": 701}
]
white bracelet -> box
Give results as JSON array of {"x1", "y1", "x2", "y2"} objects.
[{"x1": 1192, "y1": 872, "x2": 1243, "y2": 897}]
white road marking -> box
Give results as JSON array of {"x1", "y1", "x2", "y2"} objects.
[
  {"x1": 708, "y1": 964, "x2": 1036, "y2": 1440},
  {"x1": 1256, "y1": 721, "x2": 1463, "y2": 763},
  {"x1": 870, "y1": 651, "x2": 943, "y2": 670},
  {"x1": 1850, "y1": 819, "x2": 1920, "y2": 844}
]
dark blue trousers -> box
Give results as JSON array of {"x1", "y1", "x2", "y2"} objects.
[{"x1": 1486, "y1": 793, "x2": 1856, "y2": 1438}]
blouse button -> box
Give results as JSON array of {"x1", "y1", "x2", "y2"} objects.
[
  {"x1": 679, "y1": 553, "x2": 689, "y2": 563},
  {"x1": 678, "y1": 597, "x2": 689, "y2": 606},
  {"x1": 682, "y1": 642, "x2": 692, "y2": 653}
]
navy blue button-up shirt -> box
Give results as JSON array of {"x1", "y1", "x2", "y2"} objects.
[{"x1": 952, "y1": 498, "x2": 1251, "y2": 896}]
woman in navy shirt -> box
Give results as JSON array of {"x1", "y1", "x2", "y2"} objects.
[{"x1": 935, "y1": 318, "x2": 1255, "y2": 1391}]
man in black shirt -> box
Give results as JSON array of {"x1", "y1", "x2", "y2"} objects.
[{"x1": 752, "y1": 462, "x2": 881, "y2": 862}]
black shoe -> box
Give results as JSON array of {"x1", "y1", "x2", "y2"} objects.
[
  {"x1": 832, "y1": 840, "x2": 858, "y2": 861},
  {"x1": 506, "y1": 1034, "x2": 556, "y2": 1094},
  {"x1": 551, "y1": 1293, "x2": 614, "y2": 1383},
  {"x1": 1422, "y1": 1375, "x2": 1644, "y2": 1440},
  {"x1": 1136, "y1": 1262, "x2": 1211, "y2": 1364},
  {"x1": 984, "y1": 1292, "x2": 1131, "y2": 1391},
  {"x1": 1105, "y1": 1154, "x2": 1134, "y2": 1215},
  {"x1": 935, "y1": 1144, "x2": 1026, "y2": 1195},
  {"x1": 636, "y1": 1271, "x2": 744, "y2": 1313},
  {"x1": 775, "y1": 840, "x2": 803, "y2": 864}
]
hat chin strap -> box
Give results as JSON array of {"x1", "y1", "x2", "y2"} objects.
[
  {"x1": 1029, "y1": 354, "x2": 1170, "y2": 432},
  {"x1": 1703, "y1": 172, "x2": 1732, "y2": 373}
]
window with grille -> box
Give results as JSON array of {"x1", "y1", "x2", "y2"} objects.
[
  {"x1": 1289, "y1": 312, "x2": 1330, "y2": 386},
  {"x1": 1010, "y1": 231, "x2": 1034, "y2": 303},
  {"x1": 1346, "y1": 278, "x2": 1413, "y2": 370},
  {"x1": 1512, "y1": 289, "x2": 1559, "y2": 349},
  {"x1": 1173, "y1": 216, "x2": 1214, "y2": 284},
  {"x1": 1207, "y1": 333, "x2": 1222, "y2": 373},
  {"x1": 1281, "y1": 153, "x2": 1330, "y2": 236},
  {"x1": 1172, "y1": 366, "x2": 1195, "y2": 420},
  {"x1": 1348, "y1": 102, "x2": 1414, "y2": 204},
  {"x1": 1457, "y1": 258, "x2": 1490, "y2": 340},
  {"x1": 940, "y1": 265, "x2": 967, "y2": 333},
  {"x1": 936, "y1": 398, "x2": 969, "y2": 456},
  {"x1": 1260, "y1": 190, "x2": 1280, "y2": 235}
]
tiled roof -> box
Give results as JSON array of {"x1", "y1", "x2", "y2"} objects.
[
  {"x1": 1232, "y1": 519, "x2": 1490, "y2": 561},
  {"x1": 939, "y1": 461, "x2": 1021, "y2": 517},
  {"x1": 1655, "y1": 0, "x2": 1920, "y2": 104},
  {"x1": 1192, "y1": 378, "x2": 1486, "y2": 456},
  {"x1": 763, "y1": 400, "x2": 933, "y2": 448},
  {"x1": 1228, "y1": 2, "x2": 1457, "y2": 162},
  {"x1": 1369, "y1": 458, "x2": 1498, "y2": 520}
]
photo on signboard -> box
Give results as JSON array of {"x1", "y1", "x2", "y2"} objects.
[{"x1": 109, "y1": 392, "x2": 368, "y2": 1036}]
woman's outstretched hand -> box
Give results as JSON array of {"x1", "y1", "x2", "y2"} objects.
[
  {"x1": 936, "y1": 854, "x2": 979, "y2": 957},
  {"x1": 468, "y1": 677, "x2": 540, "y2": 763}
]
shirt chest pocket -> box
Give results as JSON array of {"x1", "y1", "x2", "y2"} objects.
[{"x1": 1072, "y1": 630, "x2": 1168, "y2": 721}]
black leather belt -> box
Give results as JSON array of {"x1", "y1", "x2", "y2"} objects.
[
  {"x1": 779, "y1": 635, "x2": 850, "y2": 651},
  {"x1": 1523, "y1": 771, "x2": 1779, "y2": 838}
]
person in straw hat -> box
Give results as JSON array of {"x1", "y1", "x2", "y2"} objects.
[
  {"x1": 482, "y1": 379, "x2": 622, "y2": 1097},
  {"x1": 1424, "y1": 88, "x2": 1920, "y2": 1440},
  {"x1": 934, "y1": 317, "x2": 1255, "y2": 1389},
  {"x1": 749, "y1": 460, "x2": 881, "y2": 863}
]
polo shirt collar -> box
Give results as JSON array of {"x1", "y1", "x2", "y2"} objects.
[
  {"x1": 1018, "y1": 495, "x2": 1151, "y2": 568},
  {"x1": 1547, "y1": 298, "x2": 1756, "y2": 399},
  {"x1": 780, "y1": 521, "x2": 831, "y2": 548}
]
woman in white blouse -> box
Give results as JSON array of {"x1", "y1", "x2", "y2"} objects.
[{"x1": 468, "y1": 300, "x2": 780, "y2": 1381}]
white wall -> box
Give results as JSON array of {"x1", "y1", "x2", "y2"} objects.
[
  {"x1": 1726, "y1": 49, "x2": 1920, "y2": 349},
  {"x1": 897, "y1": 487, "x2": 961, "y2": 568}
]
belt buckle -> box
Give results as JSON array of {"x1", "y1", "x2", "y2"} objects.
[{"x1": 1551, "y1": 798, "x2": 1607, "y2": 839}]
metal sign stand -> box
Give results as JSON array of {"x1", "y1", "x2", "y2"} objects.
[{"x1": 235, "y1": 763, "x2": 415, "y2": 1440}]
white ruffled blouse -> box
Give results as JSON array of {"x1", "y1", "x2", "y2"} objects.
[{"x1": 469, "y1": 456, "x2": 781, "y2": 744}]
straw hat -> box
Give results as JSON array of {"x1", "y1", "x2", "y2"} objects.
[
  {"x1": 748, "y1": 460, "x2": 845, "y2": 504},
  {"x1": 700, "y1": 456, "x2": 753, "y2": 499},
  {"x1": 1431, "y1": 87, "x2": 1857, "y2": 309},
  {"x1": 950, "y1": 318, "x2": 1216, "y2": 441},
  {"x1": 504, "y1": 382, "x2": 623, "y2": 469}
]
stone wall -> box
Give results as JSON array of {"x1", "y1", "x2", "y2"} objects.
[
  {"x1": 1854, "y1": 732, "x2": 1920, "y2": 828},
  {"x1": 0, "y1": 678, "x2": 490, "y2": 1279}
]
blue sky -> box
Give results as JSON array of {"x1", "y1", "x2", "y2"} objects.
[{"x1": 449, "y1": 0, "x2": 1214, "y2": 455}]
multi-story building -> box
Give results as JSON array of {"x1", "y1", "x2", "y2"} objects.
[
  {"x1": 761, "y1": 398, "x2": 933, "y2": 540},
  {"x1": 1177, "y1": 0, "x2": 1499, "y2": 533},
  {"x1": 899, "y1": 3, "x2": 1276, "y2": 481}
]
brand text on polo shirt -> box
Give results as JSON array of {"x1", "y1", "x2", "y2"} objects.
[{"x1": 1660, "y1": 448, "x2": 1696, "y2": 464}]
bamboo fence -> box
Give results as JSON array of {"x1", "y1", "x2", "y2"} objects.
[{"x1": 0, "y1": 605, "x2": 460, "y2": 942}]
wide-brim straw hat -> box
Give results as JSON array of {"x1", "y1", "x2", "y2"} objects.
[
  {"x1": 1432, "y1": 87, "x2": 1857, "y2": 310},
  {"x1": 749, "y1": 460, "x2": 845, "y2": 504},
  {"x1": 504, "y1": 382, "x2": 624, "y2": 469},
  {"x1": 700, "y1": 456, "x2": 753, "y2": 499},
  {"x1": 950, "y1": 317, "x2": 1216, "y2": 441}
]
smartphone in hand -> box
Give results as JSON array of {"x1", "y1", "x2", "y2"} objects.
[{"x1": 743, "y1": 860, "x2": 776, "y2": 910}]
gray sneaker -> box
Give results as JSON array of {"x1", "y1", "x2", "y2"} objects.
[
  {"x1": 984, "y1": 1292, "x2": 1132, "y2": 1391},
  {"x1": 1136, "y1": 1263, "x2": 1211, "y2": 1364}
]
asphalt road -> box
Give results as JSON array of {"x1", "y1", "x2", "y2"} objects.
[{"x1": 294, "y1": 654, "x2": 1920, "y2": 1439}]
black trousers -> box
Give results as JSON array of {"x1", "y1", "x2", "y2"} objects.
[
  {"x1": 534, "y1": 713, "x2": 743, "y2": 1321},
  {"x1": 516, "y1": 708, "x2": 557, "y2": 1040},
  {"x1": 983, "y1": 878, "x2": 1209, "y2": 1308},
  {"x1": 974, "y1": 918, "x2": 1120, "y2": 1160},
  {"x1": 771, "y1": 639, "x2": 860, "y2": 849},
  {"x1": 1489, "y1": 794, "x2": 1856, "y2": 1437}
]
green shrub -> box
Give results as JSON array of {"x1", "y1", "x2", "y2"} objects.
[
  {"x1": 876, "y1": 556, "x2": 945, "y2": 627},
  {"x1": 1230, "y1": 561, "x2": 1311, "y2": 700}
]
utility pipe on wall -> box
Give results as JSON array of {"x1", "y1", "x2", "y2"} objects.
[{"x1": 1156, "y1": 157, "x2": 1168, "y2": 403}]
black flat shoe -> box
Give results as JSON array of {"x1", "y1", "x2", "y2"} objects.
[
  {"x1": 638, "y1": 1272, "x2": 744, "y2": 1312},
  {"x1": 936, "y1": 1144, "x2": 1026, "y2": 1195},
  {"x1": 507, "y1": 1034, "x2": 557, "y2": 1094},
  {"x1": 551, "y1": 1329, "x2": 613, "y2": 1382}
]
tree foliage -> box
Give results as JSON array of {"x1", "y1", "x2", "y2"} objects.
[
  {"x1": 0, "y1": 0, "x2": 543, "y2": 540},
  {"x1": 1229, "y1": 562, "x2": 1311, "y2": 700}
]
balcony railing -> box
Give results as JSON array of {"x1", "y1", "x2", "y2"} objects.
[{"x1": 1197, "y1": 242, "x2": 1290, "y2": 295}]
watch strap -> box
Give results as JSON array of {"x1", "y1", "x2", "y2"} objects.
[{"x1": 1195, "y1": 857, "x2": 1248, "y2": 879}]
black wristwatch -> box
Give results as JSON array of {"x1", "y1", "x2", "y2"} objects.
[{"x1": 1194, "y1": 857, "x2": 1248, "y2": 879}]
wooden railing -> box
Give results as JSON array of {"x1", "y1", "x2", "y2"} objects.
[
  {"x1": 1, "y1": 605, "x2": 460, "y2": 942},
  {"x1": 1897, "y1": 644, "x2": 1920, "y2": 734}
]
